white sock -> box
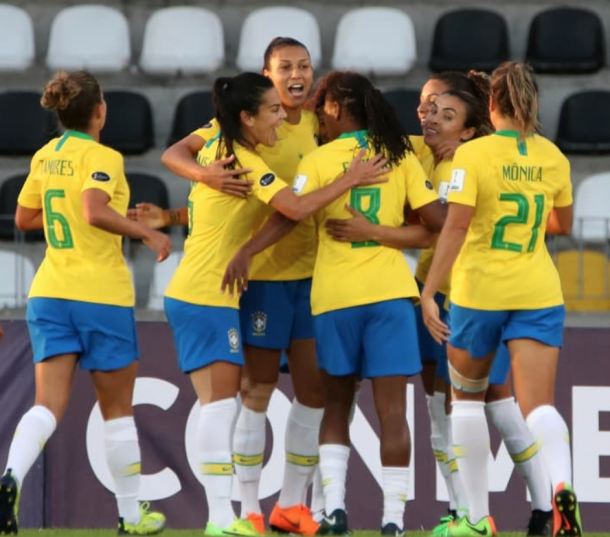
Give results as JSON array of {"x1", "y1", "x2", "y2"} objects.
[
  {"x1": 310, "y1": 466, "x2": 325, "y2": 521},
  {"x1": 5, "y1": 405, "x2": 56, "y2": 487},
  {"x1": 382, "y1": 466, "x2": 409, "y2": 528},
  {"x1": 452, "y1": 401, "x2": 489, "y2": 524},
  {"x1": 279, "y1": 401, "x2": 323, "y2": 508},
  {"x1": 526, "y1": 405, "x2": 572, "y2": 490},
  {"x1": 426, "y1": 393, "x2": 457, "y2": 510},
  {"x1": 233, "y1": 406, "x2": 266, "y2": 517},
  {"x1": 105, "y1": 417, "x2": 142, "y2": 525},
  {"x1": 199, "y1": 398, "x2": 238, "y2": 528},
  {"x1": 486, "y1": 398, "x2": 552, "y2": 512},
  {"x1": 319, "y1": 444, "x2": 350, "y2": 514},
  {"x1": 446, "y1": 424, "x2": 469, "y2": 517}
]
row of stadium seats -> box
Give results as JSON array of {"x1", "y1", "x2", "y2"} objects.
[
  {"x1": 2, "y1": 87, "x2": 610, "y2": 156},
  {"x1": 2, "y1": 169, "x2": 609, "y2": 244},
  {"x1": 0, "y1": 3, "x2": 606, "y2": 76},
  {"x1": 3, "y1": 246, "x2": 610, "y2": 311}
]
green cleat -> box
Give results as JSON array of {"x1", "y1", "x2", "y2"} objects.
[
  {"x1": 430, "y1": 514, "x2": 455, "y2": 537},
  {"x1": 445, "y1": 516, "x2": 496, "y2": 537},
  {"x1": 0, "y1": 470, "x2": 19, "y2": 535},
  {"x1": 205, "y1": 518, "x2": 259, "y2": 536},
  {"x1": 118, "y1": 502, "x2": 165, "y2": 535},
  {"x1": 552, "y1": 483, "x2": 582, "y2": 536}
]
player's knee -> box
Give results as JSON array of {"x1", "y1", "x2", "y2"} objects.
[
  {"x1": 448, "y1": 362, "x2": 489, "y2": 394},
  {"x1": 242, "y1": 381, "x2": 276, "y2": 412}
]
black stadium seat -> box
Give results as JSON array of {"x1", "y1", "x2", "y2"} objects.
[
  {"x1": 0, "y1": 91, "x2": 59, "y2": 156},
  {"x1": 167, "y1": 91, "x2": 214, "y2": 146},
  {"x1": 556, "y1": 91, "x2": 610, "y2": 155},
  {"x1": 0, "y1": 174, "x2": 45, "y2": 241},
  {"x1": 382, "y1": 89, "x2": 421, "y2": 136},
  {"x1": 429, "y1": 9, "x2": 509, "y2": 73},
  {"x1": 100, "y1": 91, "x2": 154, "y2": 155},
  {"x1": 125, "y1": 172, "x2": 170, "y2": 234},
  {"x1": 526, "y1": 7, "x2": 605, "y2": 74}
]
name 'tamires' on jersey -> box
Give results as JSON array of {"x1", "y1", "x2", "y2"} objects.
[
  {"x1": 192, "y1": 112, "x2": 319, "y2": 281},
  {"x1": 165, "y1": 137, "x2": 288, "y2": 308},
  {"x1": 295, "y1": 130, "x2": 439, "y2": 316},
  {"x1": 448, "y1": 131, "x2": 572, "y2": 310},
  {"x1": 17, "y1": 130, "x2": 133, "y2": 306}
]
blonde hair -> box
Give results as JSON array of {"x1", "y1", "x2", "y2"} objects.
[{"x1": 490, "y1": 61, "x2": 539, "y2": 139}]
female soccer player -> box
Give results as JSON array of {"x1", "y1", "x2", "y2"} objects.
[
  {"x1": 222, "y1": 70, "x2": 445, "y2": 536},
  {"x1": 163, "y1": 71, "x2": 386, "y2": 537},
  {"x1": 135, "y1": 37, "x2": 361, "y2": 535},
  {"x1": 0, "y1": 70, "x2": 170, "y2": 535},
  {"x1": 328, "y1": 72, "x2": 555, "y2": 536},
  {"x1": 421, "y1": 61, "x2": 580, "y2": 537}
]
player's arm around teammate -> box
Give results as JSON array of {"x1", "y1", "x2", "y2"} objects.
[
  {"x1": 0, "y1": 70, "x2": 170, "y2": 536},
  {"x1": 421, "y1": 62, "x2": 579, "y2": 537}
]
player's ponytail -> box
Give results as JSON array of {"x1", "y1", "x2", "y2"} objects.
[
  {"x1": 212, "y1": 72, "x2": 274, "y2": 164},
  {"x1": 490, "y1": 61, "x2": 539, "y2": 139},
  {"x1": 41, "y1": 70, "x2": 102, "y2": 131}
]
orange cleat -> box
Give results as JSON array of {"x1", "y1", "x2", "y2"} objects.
[
  {"x1": 269, "y1": 503, "x2": 320, "y2": 536},
  {"x1": 246, "y1": 512, "x2": 266, "y2": 535}
]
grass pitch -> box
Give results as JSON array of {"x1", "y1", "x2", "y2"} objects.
[{"x1": 15, "y1": 531, "x2": 610, "y2": 536}]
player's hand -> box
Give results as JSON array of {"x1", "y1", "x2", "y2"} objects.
[
  {"x1": 197, "y1": 155, "x2": 254, "y2": 198},
  {"x1": 221, "y1": 248, "x2": 252, "y2": 298},
  {"x1": 434, "y1": 140, "x2": 462, "y2": 161},
  {"x1": 130, "y1": 203, "x2": 167, "y2": 229},
  {"x1": 326, "y1": 204, "x2": 376, "y2": 243},
  {"x1": 344, "y1": 149, "x2": 389, "y2": 188},
  {"x1": 142, "y1": 229, "x2": 172, "y2": 262},
  {"x1": 421, "y1": 295, "x2": 450, "y2": 345}
]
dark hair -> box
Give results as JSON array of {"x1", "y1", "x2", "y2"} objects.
[
  {"x1": 490, "y1": 61, "x2": 539, "y2": 138},
  {"x1": 40, "y1": 70, "x2": 102, "y2": 131},
  {"x1": 310, "y1": 71, "x2": 412, "y2": 166},
  {"x1": 441, "y1": 71, "x2": 494, "y2": 139},
  {"x1": 263, "y1": 37, "x2": 310, "y2": 71},
  {"x1": 212, "y1": 72, "x2": 275, "y2": 162}
]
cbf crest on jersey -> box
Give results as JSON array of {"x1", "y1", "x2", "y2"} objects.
[
  {"x1": 228, "y1": 328, "x2": 240, "y2": 353},
  {"x1": 252, "y1": 311, "x2": 267, "y2": 336}
]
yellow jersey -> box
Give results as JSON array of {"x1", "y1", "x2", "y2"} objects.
[
  {"x1": 165, "y1": 137, "x2": 288, "y2": 308},
  {"x1": 409, "y1": 135, "x2": 432, "y2": 163},
  {"x1": 296, "y1": 130, "x2": 439, "y2": 315},
  {"x1": 17, "y1": 130, "x2": 133, "y2": 306},
  {"x1": 415, "y1": 158, "x2": 452, "y2": 295},
  {"x1": 192, "y1": 112, "x2": 319, "y2": 281},
  {"x1": 448, "y1": 131, "x2": 572, "y2": 310}
]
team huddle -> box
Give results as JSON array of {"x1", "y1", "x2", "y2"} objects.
[{"x1": 0, "y1": 35, "x2": 581, "y2": 537}]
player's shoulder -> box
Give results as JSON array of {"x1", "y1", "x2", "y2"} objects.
[
  {"x1": 530, "y1": 134, "x2": 569, "y2": 162},
  {"x1": 192, "y1": 118, "x2": 220, "y2": 140}
]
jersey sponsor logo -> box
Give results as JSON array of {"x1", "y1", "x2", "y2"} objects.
[
  {"x1": 228, "y1": 328, "x2": 240, "y2": 352},
  {"x1": 252, "y1": 311, "x2": 267, "y2": 335},
  {"x1": 292, "y1": 174, "x2": 308, "y2": 194},
  {"x1": 91, "y1": 171, "x2": 110, "y2": 182},
  {"x1": 314, "y1": 134, "x2": 320, "y2": 146},
  {"x1": 450, "y1": 168, "x2": 465, "y2": 192},
  {"x1": 260, "y1": 173, "x2": 276, "y2": 187},
  {"x1": 201, "y1": 122, "x2": 213, "y2": 129},
  {"x1": 425, "y1": 179, "x2": 434, "y2": 190}
]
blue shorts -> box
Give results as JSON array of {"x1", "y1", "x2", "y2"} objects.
[
  {"x1": 239, "y1": 279, "x2": 314, "y2": 350},
  {"x1": 26, "y1": 297, "x2": 138, "y2": 371},
  {"x1": 415, "y1": 281, "x2": 449, "y2": 381},
  {"x1": 489, "y1": 342, "x2": 510, "y2": 385},
  {"x1": 164, "y1": 297, "x2": 244, "y2": 373},
  {"x1": 448, "y1": 303, "x2": 566, "y2": 359},
  {"x1": 314, "y1": 299, "x2": 422, "y2": 378}
]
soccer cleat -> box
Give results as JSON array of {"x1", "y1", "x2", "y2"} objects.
[
  {"x1": 211, "y1": 518, "x2": 260, "y2": 536},
  {"x1": 315, "y1": 509, "x2": 349, "y2": 536},
  {"x1": 245, "y1": 513, "x2": 266, "y2": 535},
  {"x1": 431, "y1": 513, "x2": 456, "y2": 536},
  {"x1": 0, "y1": 470, "x2": 19, "y2": 535},
  {"x1": 117, "y1": 502, "x2": 165, "y2": 535},
  {"x1": 552, "y1": 483, "x2": 582, "y2": 536},
  {"x1": 527, "y1": 509, "x2": 552, "y2": 536},
  {"x1": 445, "y1": 515, "x2": 497, "y2": 537},
  {"x1": 270, "y1": 503, "x2": 320, "y2": 536},
  {"x1": 380, "y1": 522, "x2": 405, "y2": 536}
]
